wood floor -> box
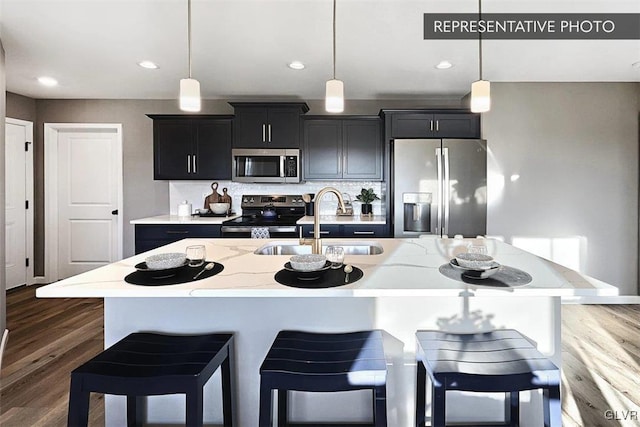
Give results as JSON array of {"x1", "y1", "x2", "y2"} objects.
[{"x1": 1, "y1": 285, "x2": 639, "y2": 426}]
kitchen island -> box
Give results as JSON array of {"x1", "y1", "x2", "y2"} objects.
[{"x1": 37, "y1": 237, "x2": 616, "y2": 426}]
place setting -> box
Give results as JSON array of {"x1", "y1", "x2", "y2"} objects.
[
  {"x1": 274, "y1": 246, "x2": 364, "y2": 289},
  {"x1": 125, "y1": 245, "x2": 224, "y2": 286},
  {"x1": 439, "y1": 245, "x2": 532, "y2": 287}
]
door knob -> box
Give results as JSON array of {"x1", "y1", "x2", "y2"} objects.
[{"x1": 111, "y1": 209, "x2": 118, "y2": 215}]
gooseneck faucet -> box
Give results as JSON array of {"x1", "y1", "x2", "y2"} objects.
[{"x1": 300, "y1": 187, "x2": 346, "y2": 254}]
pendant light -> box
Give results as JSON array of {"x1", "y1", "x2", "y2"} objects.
[
  {"x1": 325, "y1": 0, "x2": 344, "y2": 113},
  {"x1": 470, "y1": 0, "x2": 490, "y2": 113},
  {"x1": 179, "y1": 0, "x2": 201, "y2": 112}
]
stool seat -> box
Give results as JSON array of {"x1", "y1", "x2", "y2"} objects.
[
  {"x1": 68, "y1": 332, "x2": 235, "y2": 427},
  {"x1": 415, "y1": 329, "x2": 560, "y2": 427},
  {"x1": 260, "y1": 330, "x2": 388, "y2": 427}
]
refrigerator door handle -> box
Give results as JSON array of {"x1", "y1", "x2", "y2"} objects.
[
  {"x1": 436, "y1": 147, "x2": 443, "y2": 235},
  {"x1": 443, "y1": 147, "x2": 450, "y2": 236}
]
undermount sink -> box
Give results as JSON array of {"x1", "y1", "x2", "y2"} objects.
[{"x1": 254, "y1": 241, "x2": 384, "y2": 256}]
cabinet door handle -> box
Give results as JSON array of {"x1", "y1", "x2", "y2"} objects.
[
  {"x1": 436, "y1": 120, "x2": 439, "y2": 132},
  {"x1": 353, "y1": 231, "x2": 375, "y2": 235},
  {"x1": 193, "y1": 155, "x2": 197, "y2": 173},
  {"x1": 262, "y1": 124, "x2": 266, "y2": 142},
  {"x1": 187, "y1": 155, "x2": 191, "y2": 173},
  {"x1": 166, "y1": 230, "x2": 190, "y2": 234},
  {"x1": 268, "y1": 124, "x2": 272, "y2": 142},
  {"x1": 430, "y1": 120, "x2": 434, "y2": 132},
  {"x1": 309, "y1": 231, "x2": 330, "y2": 235}
]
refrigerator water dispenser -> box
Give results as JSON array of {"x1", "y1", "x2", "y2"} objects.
[{"x1": 403, "y1": 193, "x2": 432, "y2": 232}]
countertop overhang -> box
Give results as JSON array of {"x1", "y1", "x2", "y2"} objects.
[{"x1": 36, "y1": 237, "x2": 618, "y2": 299}]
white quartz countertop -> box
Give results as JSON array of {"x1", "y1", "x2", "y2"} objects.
[
  {"x1": 130, "y1": 214, "x2": 240, "y2": 225},
  {"x1": 37, "y1": 237, "x2": 618, "y2": 299},
  {"x1": 296, "y1": 215, "x2": 386, "y2": 225}
]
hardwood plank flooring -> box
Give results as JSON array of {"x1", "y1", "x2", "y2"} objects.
[
  {"x1": 1, "y1": 285, "x2": 639, "y2": 426},
  {"x1": 1, "y1": 285, "x2": 104, "y2": 427}
]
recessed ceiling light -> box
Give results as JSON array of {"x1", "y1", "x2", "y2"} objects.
[
  {"x1": 138, "y1": 60, "x2": 159, "y2": 69},
  {"x1": 633, "y1": 61, "x2": 640, "y2": 69},
  {"x1": 288, "y1": 61, "x2": 305, "y2": 70},
  {"x1": 435, "y1": 61, "x2": 453, "y2": 70},
  {"x1": 37, "y1": 76, "x2": 58, "y2": 87}
]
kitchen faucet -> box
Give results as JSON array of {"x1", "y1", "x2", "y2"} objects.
[{"x1": 300, "y1": 187, "x2": 346, "y2": 254}]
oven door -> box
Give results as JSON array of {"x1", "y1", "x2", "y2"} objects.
[
  {"x1": 232, "y1": 149, "x2": 300, "y2": 183},
  {"x1": 221, "y1": 225, "x2": 299, "y2": 238}
]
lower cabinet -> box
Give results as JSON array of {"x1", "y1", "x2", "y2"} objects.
[
  {"x1": 135, "y1": 224, "x2": 222, "y2": 254},
  {"x1": 300, "y1": 224, "x2": 387, "y2": 238}
]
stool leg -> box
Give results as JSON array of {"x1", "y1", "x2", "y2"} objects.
[
  {"x1": 503, "y1": 391, "x2": 519, "y2": 426},
  {"x1": 185, "y1": 386, "x2": 204, "y2": 427},
  {"x1": 277, "y1": 389, "x2": 288, "y2": 427},
  {"x1": 67, "y1": 375, "x2": 89, "y2": 427},
  {"x1": 126, "y1": 396, "x2": 146, "y2": 427},
  {"x1": 543, "y1": 386, "x2": 561, "y2": 427},
  {"x1": 373, "y1": 385, "x2": 387, "y2": 427},
  {"x1": 259, "y1": 379, "x2": 273, "y2": 427},
  {"x1": 415, "y1": 362, "x2": 426, "y2": 427},
  {"x1": 431, "y1": 379, "x2": 446, "y2": 427},
  {"x1": 221, "y1": 344, "x2": 235, "y2": 427}
]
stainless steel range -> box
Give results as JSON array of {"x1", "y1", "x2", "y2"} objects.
[{"x1": 220, "y1": 195, "x2": 306, "y2": 238}]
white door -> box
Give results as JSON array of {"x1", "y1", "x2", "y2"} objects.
[
  {"x1": 5, "y1": 119, "x2": 33, "y2": 289},
  {"x1": 46, "y1": 124, "x2": 123, "y2": 280}
]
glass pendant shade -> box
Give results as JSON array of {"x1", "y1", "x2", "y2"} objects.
[
  {"x1": 325, "y1": 79, "x2": 344, "y2": 113},
  {"x1": 470, "y1": 79, "x2": 490, "y2": 113},
  {"x1": 179, "y1": 78, "x2": 201, "y2": 112}
]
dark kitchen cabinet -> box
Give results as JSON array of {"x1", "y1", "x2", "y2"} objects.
[
  {"x1": 230, "y1": 102, "x2": 309, "y2": 148},
  {"x1": 149, "y1": 115, "x2": 233, "y2": 180},
  {"x1": 300, "y1": 224, "x2": 341, "y2": 238},
  {"x1": 134, "y1": 224, "x2": 221, "y2": 254},
  {"x1": 300, "y1": 223, "x2": 387, "y2": 238},
  {"x1": 303, "y1": 117, "x2": 383, "y2": 180},
  {"x1": 387, "y1": 112, "x2": 480, "y2": 139}
]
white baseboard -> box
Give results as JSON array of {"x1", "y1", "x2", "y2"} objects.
[{"x1": 562, "y1": 295, "x2": 640, "y2": 304}]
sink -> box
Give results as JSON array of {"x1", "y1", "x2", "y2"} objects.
[{"x1": 254, "y1": 241, "x2": 384, "y2": 255}]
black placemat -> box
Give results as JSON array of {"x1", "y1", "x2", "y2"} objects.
[
  {"x1": 439, "y1": 263, "x2": 532, "y2": 287},
  {"x1": 275, "y1": 266, "x2": 364, "y2": 289},
  {"x1": 125, "y1": 262, "x2": 224, "y2": 286}
]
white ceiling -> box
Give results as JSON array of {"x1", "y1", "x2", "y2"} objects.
[{"x1": 1, "y1": 0, "x2": 639, "y2": 100}]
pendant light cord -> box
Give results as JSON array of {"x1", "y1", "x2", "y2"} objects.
[
  {"x1": 188, "y1": 0, "x2": 193, "y2": 78},
  {"x1": 478, "y1": 0, "x2": 483, "y2": 80},
  {"x1": 332, "y1": 0, "x2": 337, "y2": 79}
]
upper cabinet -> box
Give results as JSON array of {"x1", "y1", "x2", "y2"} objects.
[
  {"x1": 384, "y1": 111, "x2": 481, "y2": 139},
  {"x1": 230, "y1": 102, "x2": 309, "y2": 148},
  {"x1": 148, "y1": 115, "x2": 233, "y2": 180},
  {"x1": 303, "y1": 117, "x2": 383, "y2": 181}
]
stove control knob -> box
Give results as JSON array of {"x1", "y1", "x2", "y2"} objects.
[
  {"x1": 243, "y1": 198, "x2": 249, "y2": 203},
  {"x1": 249, "y1": 198, "x2": 255, "y2": 203}
]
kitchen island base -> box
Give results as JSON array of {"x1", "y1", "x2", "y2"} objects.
[{"x1": 104, "y1": 295, "x2": 560, "y2": 427}]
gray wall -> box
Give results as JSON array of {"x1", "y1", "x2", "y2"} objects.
[
  {"x1": 484, "y1": 82, "x2": 640, "y2": 295},
  {"x1": 0, "y1": 39, "x2": 6, "y2": 332},
  {"x1": 6, "y1": 92, "x2": 36, "y2": 122}
]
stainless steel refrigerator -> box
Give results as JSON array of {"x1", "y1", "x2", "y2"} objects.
[{"x1": 392, "y1": 139, "x2": 487, "y2": 238}]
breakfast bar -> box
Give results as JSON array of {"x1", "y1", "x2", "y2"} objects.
[{"x1": 37, "y1": 237, "x2": 617, "y2": 426}]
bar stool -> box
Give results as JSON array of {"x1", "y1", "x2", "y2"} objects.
[
  {"x1": 67, "y1": 332, "x2": 235, "y2": 427},
  {"x1": 415, "y1": 329, "x2": 560, "y2": 427},
  {"x1": 259, "y1": 330, "x2": 388, "y2": 427}
]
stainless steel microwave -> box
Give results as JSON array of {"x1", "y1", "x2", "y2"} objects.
[{"x1": 232, "y1": 149, "x2": 301, "y2": 183}]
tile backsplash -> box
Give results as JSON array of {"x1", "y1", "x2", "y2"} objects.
[{"x1": 169, "y1": 181, "x2": 387, "y2": 216}]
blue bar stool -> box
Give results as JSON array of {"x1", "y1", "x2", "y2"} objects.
[
  {"x1": 67, "y1": 332, "x2": 235, "y2": 427},
  {"x1": 415, "y1": 329, "x2": 560, "y2": 427},
  {"x1": 259, "y1": 330, "x2": 388, "y2": 427}
]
